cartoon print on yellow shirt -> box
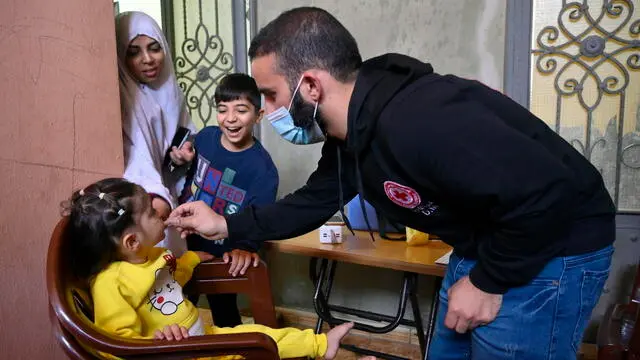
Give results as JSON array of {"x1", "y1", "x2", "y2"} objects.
[{"x1": 147, "y1": 252, "x2": 184, "y2": 315}]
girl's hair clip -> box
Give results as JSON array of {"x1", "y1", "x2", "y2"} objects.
[
  {"x1": 79, "y1": 189, "x2": 85, "y2": 196},
  {"x1": 98, "y1": 193, "x2": 105, "y2": 200},
  {"x1": 117, "y1": 209, "x2": 125, "y2": 216}
]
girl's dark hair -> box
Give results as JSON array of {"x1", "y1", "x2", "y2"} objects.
[
  {"x1": 61, "y1": 178, "x2": 146, "y2": 280},
  {"x1": 214, "y1": 73, "x2": 262, "y2": 114}
]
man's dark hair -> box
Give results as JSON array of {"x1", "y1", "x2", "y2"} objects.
[
  {"x1": 214, "y1": 73, "x2": 262, "y2": 113},
  {"x1": 248, "y1": 7, "x2": 362, "y2": 87}
]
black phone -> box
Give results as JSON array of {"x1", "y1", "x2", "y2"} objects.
[{"x1": 164, "y1": 127, "x2": 192, "y2": 171}]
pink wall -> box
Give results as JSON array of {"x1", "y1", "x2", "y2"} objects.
[{"x1": 0, "y1": 0, "x2": 123, "y2": 357}]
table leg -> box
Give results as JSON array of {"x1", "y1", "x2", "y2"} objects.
[
  {"x1": 424, "y1": 277, "x2": 442, "y2": 360},
  {"x1": 324, "y1": 261, "x2": 338, "y2": 309},
  {"x1": 308, "y1": 257, "x2": 438, "y2": 360},
  {"x1": 310, "y1": 258, "x2": 327, "y2": 333},
  {"x1": 311, "y1": 259, "x2": 338, "y2": 334},
  {"x1": 408, "y1": 274, "x2": 427, "y2": 358}
]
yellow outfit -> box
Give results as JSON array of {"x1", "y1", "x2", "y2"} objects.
[{"x1": 91, "y1": 248, "x2": 327, "y2": 359}]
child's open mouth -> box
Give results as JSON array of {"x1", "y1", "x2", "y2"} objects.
[{"x1": 226, "y1": 127, "x2": 242, "y2": 135}]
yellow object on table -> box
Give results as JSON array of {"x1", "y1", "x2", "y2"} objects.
[{"x1": 406, "y1": 227, "x2": 430, "y2": 246}]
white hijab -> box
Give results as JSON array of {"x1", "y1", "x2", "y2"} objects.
[
  {"x1": 116, "y1": 11, "x2": 195, "y2": 253},
  {"x1": 115, "y1": 11, "x2": 195, "y2": 203}
]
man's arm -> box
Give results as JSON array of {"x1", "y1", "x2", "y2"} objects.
[
  {"x1": 226, "y1": 138, "x2": 357, "y2": 244},
  {"x1": 231, "y1": 165, "x2": 279, "y2": 252}
]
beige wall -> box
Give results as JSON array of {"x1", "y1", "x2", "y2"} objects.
[
  {"x1": 0, "y1": 0, "x2": 123, "y2": 357},
  {"x1": 259, "y1": 0, "x2": 506, "y2": 200},
  {"x1": 256, "y1": 0, "x2": 507, "y2": 320}
]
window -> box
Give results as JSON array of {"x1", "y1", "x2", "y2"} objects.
[{"x1": 528, "y1": 0, "x2": 640, "y2": 212}]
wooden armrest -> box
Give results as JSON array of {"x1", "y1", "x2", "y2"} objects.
[
  {"x1": 191, "y1": 258, "x2": 263, "y2": 278},
  {"x1": 97, "y1": 332, "x2": 279, "y2": 360},
  {"x1": 49, "y1": 306, "x2": 94, "y2": 359},
  {"x1": 51, "y1": 302, "x2": 280, "y2": 360}
]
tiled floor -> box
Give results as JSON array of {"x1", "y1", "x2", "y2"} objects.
[
  {"x1": 198, "y1": 308, "x2": 598, "y2": 360},
  {"x1": 329, "y1": 332, "x2": 421, "y2": 360},
  {"x1": 198, "y1": 308, "x2": 421, "y2": 359}
]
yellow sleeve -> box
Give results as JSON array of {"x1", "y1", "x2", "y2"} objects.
[
  {"x1": 173, "y1": 251, "x2": 201, "y2": 286},
  {"x1": 91, "y1": 271, "x2": 148, "y2": 340}
]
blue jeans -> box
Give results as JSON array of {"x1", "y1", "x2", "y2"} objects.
[{"x1": 427, "y1": 245, "x2": 613, "y2": 360}]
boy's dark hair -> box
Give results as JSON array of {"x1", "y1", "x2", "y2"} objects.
[
  {"x1": 61, "y1": 178, "x2": 145, "y2": 280},
  {"x1": 214, "y1": 73, "x2": 261, "y2": 113},
  {"x1": 248, "y1": 7, "x2": 362, "y2": 88}
]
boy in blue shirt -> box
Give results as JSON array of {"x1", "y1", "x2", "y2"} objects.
[{"x1": 176, "y1": 73, "x2": 279, "y2": 327}]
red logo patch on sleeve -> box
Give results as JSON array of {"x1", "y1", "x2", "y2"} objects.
[{"x1": 384, "y1": 181, "x2": 421, "y2": 209}]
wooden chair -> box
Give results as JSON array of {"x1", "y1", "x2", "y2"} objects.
[
  {"x1": 47, "y1": 217, "x2": 289, "y2": 359},
  {"x1": 598, "y1": 262, "x2": 640, "y2": 360}
]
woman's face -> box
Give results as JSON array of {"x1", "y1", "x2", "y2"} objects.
[{"x1": 125, "y1": 35, "x2": 165, "y2": 84}]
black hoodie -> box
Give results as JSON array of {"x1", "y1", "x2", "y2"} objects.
[{"x1": 226, "y1": 54, "x2": 616, "y2": 294}]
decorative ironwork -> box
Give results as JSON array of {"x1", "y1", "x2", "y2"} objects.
[
  {"x1": 174, "y1": 0, "x2": 234, "y2": 127},
  {"x1": 531, "y1": 0, "x2": 640, "y2": 211}
]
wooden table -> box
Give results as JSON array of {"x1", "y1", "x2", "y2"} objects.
[{"x1": 265, "y1": 229, "x2": 452, "y2": 360}]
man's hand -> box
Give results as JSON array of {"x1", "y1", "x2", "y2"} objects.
[
  {"x1": 223, "y1": 249, "x2": 260, "y2": 277},
  {"x1": 165, "y1": 201, "x2": 229, "y2": 240},
  {"x1": 152, "y1": 196, "x2": 171, "y2": 221},
  {"x1": 193, "y1": 251, "x2": 215, "y2": 263},
  {"x1": 169, "y1": 141, "x2": 195, "y2": 166},
  {"x1": 445, "y1": 276, "x2": 502, "y2": 333},
  {"x1": 153, "y1": 323, "x2": 189, "y2": 341}
]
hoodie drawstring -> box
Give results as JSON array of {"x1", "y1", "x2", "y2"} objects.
[
  {"x1": 337, "y1": 147, "x2": 355, "y2": 235},
  {"x1": 337, "y1": 145, "x2": 376, "y2": 242},
  {"x1": 354, "y1": 155, "x2": 376, "y2": 242}
]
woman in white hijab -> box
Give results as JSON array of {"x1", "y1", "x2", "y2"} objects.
[{"x1": 116, "y1": 11, "x2": 196, "y2": 254}]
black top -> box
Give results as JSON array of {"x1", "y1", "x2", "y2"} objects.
[{"x1": 226, "y1": 53, "x2": 615, "y2": 294}]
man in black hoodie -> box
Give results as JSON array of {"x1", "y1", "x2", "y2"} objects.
[{"x1": 167, "y1": 7, "x2": 616, "y2": 359}]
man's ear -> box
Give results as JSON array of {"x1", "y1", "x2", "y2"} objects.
[
  {"x1": 121, "y1": 232, "x2": 140, "y2": 253},
  {"x1": 301, "y1": 71, "x2": 323, "y2": 103}
]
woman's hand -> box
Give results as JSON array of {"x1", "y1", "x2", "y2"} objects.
[
  {"x1": 169, "y1": 141, "x2": 195, "y2": 166},
  {"x1": 223, "y1": 249, "x2": 260, "y2": 277}
]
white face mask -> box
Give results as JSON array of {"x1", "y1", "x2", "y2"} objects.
[{"x1": 265, "y1": 76, "x2": 326, "y2": 145}]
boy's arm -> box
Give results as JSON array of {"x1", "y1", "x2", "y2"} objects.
[
  {"x1": 249, "y1": 166, "x2": 279, "y2": 205},
  {"x1": 174, "y1": 251, "x2": 202, "y2": 286},
  {"x1": 92, "y1": 274, "x2": 147, "y2": 340}
]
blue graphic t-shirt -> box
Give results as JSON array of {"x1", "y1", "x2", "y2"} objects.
[{"x1": 181, "y1": 126, "x2": 278, "y2": 256}]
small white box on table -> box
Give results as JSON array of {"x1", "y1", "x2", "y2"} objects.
[{"x1": 319, "y1": 222, "x2": 344, "y2": 244}]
